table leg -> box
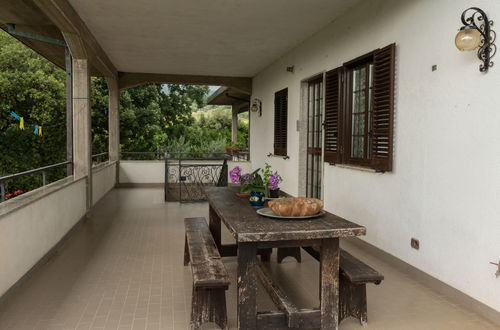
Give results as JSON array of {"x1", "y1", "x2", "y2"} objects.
[
  {"x1": 237, "y1": 242, "x2": 258, "y2": 330},
  {"x1": 258, "y1": 248, "x2": 272, "y2": 262},
  {"x1": 320, "y1": 238, "x2": 340, "y2": 329},
  {"x1": 209, "y1": 205, "x2": 222, "y2": 251}
]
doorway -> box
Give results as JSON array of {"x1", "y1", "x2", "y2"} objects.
[{"x1": 306, "y1": 77, "x2": 324, "y2": 199}]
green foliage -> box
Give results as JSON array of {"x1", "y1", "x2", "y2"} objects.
[
  {"x1": 0, "y1": 29, "x2": 249, "y2": 196},
  {"x1": 240, "y1": 169, "x2": 265, "y2": 193},
  {"x1": 0, "y1": 30, "x2": 66, "y2": 192}
]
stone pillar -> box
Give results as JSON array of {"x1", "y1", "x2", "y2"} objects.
[
  {"x1": 72, "y1": 58, "x2": 92, "y2": 210},
  {"x1": 107, "y1": 76, "x2": 120, "y2": 162},
  {"x1": 231, "y1": 107, "x2": 238, "y2": 144}
]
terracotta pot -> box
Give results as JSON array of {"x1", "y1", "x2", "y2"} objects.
[{"x1": 236, "y1": 192, "x2": 250, "y2": 198}]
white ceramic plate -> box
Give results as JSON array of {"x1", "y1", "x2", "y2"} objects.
[{"x1": 256, "y1": 207, "x2": 325, "y2": 220}]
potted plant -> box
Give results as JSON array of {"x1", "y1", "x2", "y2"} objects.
[
  {"x1": 261, "y1": 163, "x2": 282, "y2": 199},
  {"x1": 229, "y1": 166, "x2": 252, "y2": 198},
  {"x1": 240, "y1": 169, "x2": 266, "y2": 207}
]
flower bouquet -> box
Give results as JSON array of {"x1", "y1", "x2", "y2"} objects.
[
  {"x1": 229, "y1": 166, "x2": 253, "y2": 198},
  {"x1": 229, "y1": 166, "x2": 266, "y2": 206},
  {"x1": 261, "y1": 163, "x2": 282, "y2": 199}
]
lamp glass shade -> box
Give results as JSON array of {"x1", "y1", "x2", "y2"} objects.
[
  {"x1": 251, "y1": 103, "x2": 258, "y2": 112},
  {"x1": 455, "y1": 28, "x2": 481, "y2": 51}
]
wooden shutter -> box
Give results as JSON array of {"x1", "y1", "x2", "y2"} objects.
[
  {"x1": 274, "y1": 88, "x2": 288, "y2": 156},
  {"x1": 371, "y1": 43, "x2": 395, "y2": 171},
  {"x1": 324, "y1": 67, "x2": 343, "y2": 163}
]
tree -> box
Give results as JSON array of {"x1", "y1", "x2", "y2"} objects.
[
  {"x1": 0, "y1": 30, "x2": 66, "y2": 191},
  {"x1": 0, "y1": 29, "x2": 241, "y2": 195}
]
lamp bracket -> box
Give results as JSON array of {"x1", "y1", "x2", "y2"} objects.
[{"x1": 460, "y1": 7, "x2": 496, "y2": 72}]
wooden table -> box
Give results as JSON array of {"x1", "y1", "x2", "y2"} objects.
[{"x1": 205, "y1": 187, "x2": 366, "y2": 330}]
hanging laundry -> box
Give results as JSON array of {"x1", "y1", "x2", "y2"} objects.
[
  {"x1": 19, "y1": 117, "x2": 24, "y2": 130},
  {"x1": 10, "y1": 112, "x2": 20, "y2": 120},
  {"x1": 34, "y1": 125, "x2": 38, "y2": 135},
  {"x1": 38, "y1": 126, "x2": 42, "y2": 136}
]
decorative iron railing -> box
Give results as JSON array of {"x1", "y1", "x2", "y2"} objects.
[{"x1": 164, "y1": 154, "x2": 228, "y2": 203}]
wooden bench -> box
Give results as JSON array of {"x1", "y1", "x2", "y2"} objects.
[
  {"x1": 184, "y1": 217, "x2": 230, "y2": 330},
  {"x1": 302, "y1": 246, "x2": 384, "y2": 325}
]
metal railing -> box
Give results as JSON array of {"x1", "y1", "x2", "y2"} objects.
[
  {"x1": 92, "y1": 152, "x2": 109, "y2": 165},
  {"x1": 121, "y1": 151, "x2": 165, "y2": 160},
  {"x1": 0, "y1": 161, "x2": 71, "y2": 202},
  {"x1": 165, "y1": 152, "x2": 231, "y2": 160},
  {"x1": 229, "y1": 150, "x2": 250, "y2": 161},
  {"x1": 164, "y1": 155, "x2": 228, "y2": 202},
  {"x1": 121, "y1": 151, "x2": 250, "y2": 161}
]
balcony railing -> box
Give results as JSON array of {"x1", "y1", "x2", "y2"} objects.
[
  {"x1": 92, "y1": 152, "x2": 109, "y2": 165},
  {"x1": 121, "y1": 151, "x2": 249, "y2": 161},
  {"x1": 0, "y1": 161, "x2": 71, "y2": 202},
  {"x1": 121, "y1": 151, "x2": 165, "y2": 160}
]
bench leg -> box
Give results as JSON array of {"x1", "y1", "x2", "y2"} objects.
[
  {"x1": 258, "y1": 248, "x2": 272, "y2": 262},
  {"x1": 339, "y1": 274, "x2": 367, "y2": 326},
  {"x1": 277, "y1": 247, "x2": 301, "y2": 263},
  {"x1": 184, "y1": 235, "x2": 190, "y2": 266},
  {"x1": 191, "y1": 286, "x2": 228, "y2": 330}
]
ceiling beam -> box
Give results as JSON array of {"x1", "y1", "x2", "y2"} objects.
[
  {"x1": 118, "y1": 72, "x2": 252, "y2": 94},
  {"x1": 33, "y1": 0, "x2": 117, "y2": 77}
]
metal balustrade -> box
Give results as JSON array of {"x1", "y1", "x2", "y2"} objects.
[{"x1": 0, "y1": 161, "x2": 72, "y2": 202}]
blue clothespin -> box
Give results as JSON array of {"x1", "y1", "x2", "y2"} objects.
[{"x1": 10, "y1": 112, "x2": 20, "y2": 120}]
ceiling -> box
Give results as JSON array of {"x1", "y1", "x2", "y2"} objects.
[
  {"x1": 207, "y1": 86, "x2": 250, "y2": 113},
  {"x1": 67, "y1": 0, "x2": 362, "y2": 77}
]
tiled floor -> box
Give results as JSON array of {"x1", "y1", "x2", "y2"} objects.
[{"x1": 0, "y1": 187, "x2": 498, "y2": 330}]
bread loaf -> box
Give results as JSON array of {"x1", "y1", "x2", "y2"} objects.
[{"x1": 267, "y1": 197, "x2": 323, "y2": 216}]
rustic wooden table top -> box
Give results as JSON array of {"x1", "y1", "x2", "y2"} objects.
[{"x1": 205, "y1": 186, "x2": 366, "y2": 243}]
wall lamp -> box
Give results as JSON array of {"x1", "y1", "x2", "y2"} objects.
[
  {"x1": 455, "y1": 7, "x2": 496, "y2": 72},
  {"x1": 250, "y1": 98, "x2": 262, "y2": 117}
]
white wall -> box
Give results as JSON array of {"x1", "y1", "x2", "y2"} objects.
[
  {"x1": 0, "y1": 178, "x2": 87, "y2": 297},
  {"x1": 250, "y1": 0, "x2": 500, "y2": 311},
  {"x1": 119, "y1": 160, "x2": 252, "y2": 184},
  {"x1": 92, "y1": 162, "x2": 117, "y2": 205}
]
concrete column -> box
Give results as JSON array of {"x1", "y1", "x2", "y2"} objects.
[
  {"x1": 107, "y1": 76, "x2": 120, "y2": 162},
  {"x1": 72, "y1": 58, "x2": 92, "y2": 209},
  {"x1": 231, "y1": 107, "x2": 238, "y2": 144}
]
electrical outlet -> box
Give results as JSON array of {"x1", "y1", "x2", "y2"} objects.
[{"x1": 411, "y1": 238, "x2": 420, "y2": 250}]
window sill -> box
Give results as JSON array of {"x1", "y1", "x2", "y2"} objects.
[
  {"x1": 329, "y1": 163, "x2": 379, "y2": 173},
  {"x1": 267, "y1": 153, "x2": 290, "y2": 160}
]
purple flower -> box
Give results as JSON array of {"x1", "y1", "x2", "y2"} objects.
[
  {"x1": 230, "y1": 166, "x2": 242, "y2": 184},
  {"x1": 240, "y1": 173, "x2": 253, "y2": 185},
  {"x1": 268, "y1": 172, "x2": 281, "y2": 190}
]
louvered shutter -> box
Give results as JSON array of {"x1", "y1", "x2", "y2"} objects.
[
  {"x1": 274, "y1": 88, "x2": 288, "y2": 156},
  {"x1": 371, "y1": 43, "x2": 395, "y2": 171},
  {"x1": 324, "y1": 67, "x2": 343, "y2": 164}
]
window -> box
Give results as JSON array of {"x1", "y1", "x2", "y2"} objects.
[
  {"x1": 324, "y1": 43, "x2": 395, "y2": 172},
  {"x1": 274, "y1": 88, "x2": 288, "y2": 156}
]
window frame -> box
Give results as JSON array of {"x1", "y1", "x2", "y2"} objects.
[
  {"x1": 344, "y1": 52, "x2": 376, "y2": 168},
  {"x1": 273, "y1": 88, "x2": 288, "y2": 156},
  {"x1": 323, "y1": 44, "x2": 395, "y2": 172}
]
